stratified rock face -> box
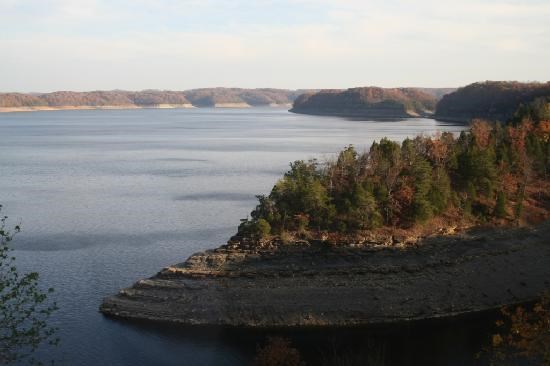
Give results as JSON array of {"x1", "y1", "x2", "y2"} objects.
[
  {"x1": 290, "y1": 88, "x2": 438, "y2": 119},
  {"x1": 434, "y1": 81, "x2": 550, "y2": 123},
  {"x1": 100, "y1": 223, "x2": 550, "y2": 327}
]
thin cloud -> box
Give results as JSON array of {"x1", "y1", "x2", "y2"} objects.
[{"x1": 0, "y1": 0, "x2": 548, "y2": 91}]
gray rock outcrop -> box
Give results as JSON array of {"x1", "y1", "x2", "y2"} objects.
[{"x1": 100, "y1": 223, "x2": 550, "y2": 327}]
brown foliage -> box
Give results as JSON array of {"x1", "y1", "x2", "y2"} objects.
[
  {"x1": 254, "y1": 337, "x2": 304, "y2": 366},
  {"x1": 426, "y1": 133, "x2": 450, "y2": 167},
  {"x1": 0, "y1": 89, "x2": 300, "y2": 108},
  {"x1": 183, "y1": 88, "x2": 299, "y2": 106},
  {"x1": 241, "y1": 119, "x2": 549, "y2": 242},
  {"x1": 500, "y1": 171, "x2": 518, "y2": 196},
  {"x1": 489, "y1": 294, "x2": 550, "y2": 365},
  {"x1": 393, "y1": 180, "x2": 415, "y2": 210},
  {"x1": 471, "y1": 119, "x2": 493, "y2": 148},
  {"x1": 0, "y1": 93, "x2": 45, "y2": 107},
  {"x1": 536, "y1": 120, "x2": 550, "y2": 142},
  {"x1": 507, "y1": 119, "x2": 534, "y2": 155},
  {"x1": 292, "y1": 87, "x2": 437, "y2": 115},
  {"x1": 436, "y1": 81, "x2": 550, "y2": 122}
]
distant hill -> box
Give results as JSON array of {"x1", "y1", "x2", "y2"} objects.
[
  {"x1": 435, "y1": 81, "x2": 550, "y2": 122},
  {"x1": 0, "y1": 88, "x2": 305, "y2": 111},
  {"x1": 8, "y1": 83, "x2": 548, "y2": 122},
  {"x1": 184, "y1": 88, "x2": 305, "y2": 107},
  {"x1": 414, "y1": 88, "x2": 456, "y2": 99},
  {"x1": 291, "y1": 87, "x2": 439, "y2": 119},
  {"x1": 0, "y1": 90, "x2": 191, "y2": 109}
]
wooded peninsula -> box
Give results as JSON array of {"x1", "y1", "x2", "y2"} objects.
[{"x1": 101, "y1": 82, "x2": 550, "y2": 330}]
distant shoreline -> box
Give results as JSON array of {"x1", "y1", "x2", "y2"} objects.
[
  {"x1": 289, "y1": 107, "x2": 433, "y2": 120},
  {"x1": 0, "y1": 88, "x2": 303, "y2": 113},
  {"x1": 0, "y1": 103, "x2": 293, "y2": 113}
]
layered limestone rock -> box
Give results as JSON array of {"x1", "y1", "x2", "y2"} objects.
[{"x1": 100, "y1": 222, "x2": 550, "y2": 327}]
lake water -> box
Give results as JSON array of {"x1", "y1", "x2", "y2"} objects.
[{"x1": 0, "y1": 108, "x2": 474, "y2": 365}]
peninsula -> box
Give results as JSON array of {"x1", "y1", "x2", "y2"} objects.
[
  {"x1": 290, "y1": 81, "x2": 550, "y2": 123},
  {"x1": 101, "y1": 115, "x2": 550, "y2": 327},
  {"x1": 435, "y1": 81, "x2": 550, "y2": 123},
  {"x1": 290, "y1": 87, "x2": 441, "y2": 119}
]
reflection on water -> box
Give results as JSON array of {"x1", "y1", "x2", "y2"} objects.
[
  {"x1": 106, "y1": 311, "x2": 497, "y2": 366},
  {"x1": 0, "y1": 108, "x2": 468, "y2": 365}
]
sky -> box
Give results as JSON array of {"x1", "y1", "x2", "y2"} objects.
[{"x1": 0, "y1": 0, "x2": 549, "y2": 92}]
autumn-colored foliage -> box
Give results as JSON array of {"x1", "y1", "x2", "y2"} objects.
[
  {"x1": 471, "y1": 119, "x2": 493, "y2": 148},
  {"x1": 489, "y1": 294, "x2": 550, "y2": 365},
  {"x1": 185, "y1": 88, "x2": 303, "y2": 106},
  {"x1": 254, "y1": 337, "x2": 304, "y2": 366},
  {"x1": 435, "y1": 81, "x2": 550, "y2": 122},
  {"x1": 291, "y1": 87, "x2": 438, "y2": 116},
  {"x1": 537, "y1": 121, "x2": 550, "y2": 142},
  {"x1": 0, "y1": 88, "x2": 303, "y2": 108},
  {"x1": 239, "y1": 118, "x2": 549, "y2": 241}
]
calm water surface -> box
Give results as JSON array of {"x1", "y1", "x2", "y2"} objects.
[{"x1": 0, "y1": 108, "x2": 470, "y2": 365}]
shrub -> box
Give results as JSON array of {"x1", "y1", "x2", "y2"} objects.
[
  {"x1": 254, "y1": 337, "x2": 304, "y2": 366},
  {"x1": 256, "y1": 219, "x2": 271, "y2": 237}
]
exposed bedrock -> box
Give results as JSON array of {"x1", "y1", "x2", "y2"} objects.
[{"x1": 100, "y1": 222, "x2": 550, "y2": 327}]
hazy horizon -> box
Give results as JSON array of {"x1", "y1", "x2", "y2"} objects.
[
  {"x1": 2, "y1": 85, "x2": 461, "y2": 94},
  {"x1": 4, "y1": 82, "x2": 550, "y2": 95},
  {"x1": 1, "y1": 0, "x2": 549, "y2": 92}
]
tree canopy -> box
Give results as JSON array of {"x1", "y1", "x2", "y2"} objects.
[{"x1": 239, "y1": 118, "x2": 549, "y2": 241}]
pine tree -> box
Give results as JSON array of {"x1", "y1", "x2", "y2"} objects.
[{"x1": 495, "y1": 191, "x2": 507, "y2": 218}]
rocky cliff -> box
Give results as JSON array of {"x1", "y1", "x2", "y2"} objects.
[{"x1": 100, "y1": 222, "x2": 550, "y2": 327}]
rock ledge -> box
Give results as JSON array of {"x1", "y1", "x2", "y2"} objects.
[{"x1": 100, "y1": 223, "x2": 550, "y2": 327}]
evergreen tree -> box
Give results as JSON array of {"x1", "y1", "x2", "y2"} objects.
[
  {"x1": 495, "y1": 191, "x2": 507, "y2": 218},
  {"x1": 240, "y1": 119, "x2": 547, "y2": 241}
]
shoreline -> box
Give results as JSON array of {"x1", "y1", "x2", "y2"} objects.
[
  {"x1": 0, "y1": 103, "x2": 293, "y2": 113},
  {"x1": 101, "y1": 296, "x2": 541, "y2": 330},
  {"x1": 0, "y1": 104, "x2": 193, "y2": 113},
  {"x1": 289, "y1": 108, "x2": 434, "y2": 120}
]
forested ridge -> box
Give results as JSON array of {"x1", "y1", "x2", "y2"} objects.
[
  {"x1": 435, "y1": 81, "x2": 550, "y2": 122},
  {"x1": 238, "y1": 113, "x2": 550, "y2": 242},
  {"x1": 0, "y1": 90, "x2": 190, "y2": 107},
  {"x1": 291, "y1": 87, "x2": 439, "y2": 118},
  {"x1": 4, "y1": 81, "x2": 548, "y2": 121},
  {"x1": 184, "y1": 88, "x2": 306, "y2": 106},
  {"x1": 291, "y1": 81, "x2": 550, "y2": 123},
  {"x1": 0, "y1": 88, "x2": 303, "y2": 108}
]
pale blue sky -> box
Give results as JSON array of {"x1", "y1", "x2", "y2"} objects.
[{"x1": 1, "y1": 0, "x2": 549, "y2": 92}]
